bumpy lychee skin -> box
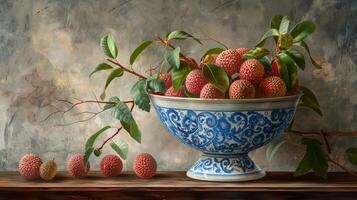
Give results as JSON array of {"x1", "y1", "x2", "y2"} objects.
[
  {"x1": 18, "y1": 154, "x2": 42, "y2": 180},
  {"x1": 185, "y1": 69, "x2": 208, "y2": 95},
  {"x1": 259, "y1": 76, "x2": 287, "y2": 98},
  {"x1": 67, "y1": 154, "x2": 90, "y2": 178},
  {"x1": 100, "y1": 154, "x2": 123, "y2": 177},
  {"x1": 215, "y1": 49, "x2": 245, "y2": 75},
  {"x1": 159, "y1": 73, "x2": 172, "y2": 89},
  {"x1": 265, "y1": 59, "x2": 280, "y2": 77},
  {"x1": 200, "y1": 83, "x2": 225, "y2": 99},
  {"x1": 239, "y1": 59, "x2": 265, "y2": 86},
  {"x1": 235, "y1": 48, "x2": 250, "y2": 56},
  {"x1": 40, "y1": 160, "x2": 57, "y2": 181},
  {"x1": 229, "y1": 79, "x2": 256, "y2": 99},
  {"x1": 165, "y1": 86, "x2": 186, "y2": 97},
  {"x1": 133, "y1": 153, "x2": 157, "y2": 179}
]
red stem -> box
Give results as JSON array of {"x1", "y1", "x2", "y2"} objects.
[{"x1": 107, "y1": 59, "x2": 147, "y2": 79}]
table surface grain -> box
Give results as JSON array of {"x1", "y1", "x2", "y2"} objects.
[{"x1": 0, "y1": 171, "x2": 356, "y2": 192}]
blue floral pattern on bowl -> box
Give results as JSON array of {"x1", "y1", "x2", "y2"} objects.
[{"x1": 150, "y1": 94, "x2": 301, "y2": 182}]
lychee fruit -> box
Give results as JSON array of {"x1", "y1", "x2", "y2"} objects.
[
  {"x1": 40, "y1": 159, "x2": 57, "y2": 181},
  {"x1": 229, "y1": 79, "x2": 255, "y2": 99},
  {"x1": 236, "y1": 48, "x2": 250, "y2": 56},
  {"x1": 100, "y1": 154, "x2": 123, "y2": 177},
  {"x1": 165, "y1": 86, "x2": 186, "y2": 97},
  {"x1": 265, "y1": 59, "x2": 280, "y2": 77},
  {"x1": 18, "y1": 154, "x2": 42, "y2": 180},
  {"x1": 159, "y1": 73, "x2": 172, "y2": 89},
  {"x1": 259, "y1": 76, "x2": 287, "y2": 97},
  {"x1": 200, "y1": 83, "x2": 225, "y2": 99},
  {"x1": 185, "y1": 69, "x2": 208, "y2": 95},
  {"x1": 133, "y1": 153, "x2": 157, "y2": 178},
  {"x1": 239, "y1": 59, "x2": 265, "y2": 86},
  {"x1": 215, "y1": 49, "x2": 246, "y2": 75},
  {"x1": 67, "y1": 154, "x2": 90, "y2": 178}
]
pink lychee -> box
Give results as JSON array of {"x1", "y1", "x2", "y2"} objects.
[
  {"x1": 229, "y1": 79, "x2": 256, "y2": 99},
  {"x1": 67, "y1": 154, "x2": 90, "y2": 178},
  {"x1": 200, "y1": 83, "x2": 225, "y2": 99},
  {"x1": 215, "y1": 49, "x2": 245, "y2": 75},
  {"x1": 18, "y1": 154, "x2": 42, "y2": 180},
  {"x1": 133, "y1": 153, "x2": 157, "y2": 178},
  {"x1": 100, "y1": 154, "x2": 123, "y2": 177},
  {"x1": 239, "y1": 59, "x2": 265, "y2": 86},
  {"x1": 185, "y1": 69, "x2": 208, "y2": 96},
  {"x1": 165, "y1": 86, "x2": 186, "y2": 97},
  {"x1": 159, "y1": 73, "x2": 172, "y2": 89},
  {"x1": 259, "y1": 76, "x2": 287, "y2": 98}
]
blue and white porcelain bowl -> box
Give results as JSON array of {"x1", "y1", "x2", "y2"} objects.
[{"x1": 149, "y1": 94, "x2": 301, "y2": 182}]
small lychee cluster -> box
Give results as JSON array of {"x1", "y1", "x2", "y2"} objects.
[
  {"x1": 19, "y1": 152, "x2": 157, "y2": 181},
  {"x1": 18, "y1": 154, "x2": 57, "y2": 181},
  {"x1": 158, "y1": 48, "x2": 291, "y2": 99}
]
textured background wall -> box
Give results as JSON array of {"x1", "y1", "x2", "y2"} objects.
[{"x1": 0, "y1": 0, "x2": 356, "y2": 171}]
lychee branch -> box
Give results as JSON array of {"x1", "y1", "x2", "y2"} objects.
[
  {"x1": 98, "y1": 127, "x2": 122, "y2": 151},
  {"x1": 156, "y1": 36, "x2": 192, "y2": 64},
  {"x1": 97, "y1": 102, "x2": 135, "y2": 151},
  {"x1": 289, "y1": 129, "x2": 357, "y2": 176},
  {"x1": 107, "y1": 58, "x2": 147, "y2": 79}
]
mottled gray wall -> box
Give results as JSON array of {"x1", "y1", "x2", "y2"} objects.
[{"x1": 0, "y1": 0, "x2": 356, "y2": 171}]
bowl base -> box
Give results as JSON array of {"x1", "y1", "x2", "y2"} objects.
[{"x1": 186, "y1": 153, "x2": 266, "y2": 182}]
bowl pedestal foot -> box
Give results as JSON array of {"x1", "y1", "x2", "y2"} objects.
[{"x1": 186, "y1": 153, "x2": 265, "y2": 182}]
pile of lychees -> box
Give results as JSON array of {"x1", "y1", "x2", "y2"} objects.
[
  {"x1": 18, "y1": 152, "x2": 157, "y2": 180},
  {"x1": 160, "y1": 48, "x2": 293, "y2": 99}
]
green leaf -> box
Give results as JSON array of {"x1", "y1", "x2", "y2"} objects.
[
  {"x1": 165, "y1": 47, "x2": 181, "y2": 69},
  {"x1": 85, "y1": 126, "x2": 111, "y2": 150},
  {"x1": 346, "y1": 148, "x2": 357, "y2": 165},
  {"x1": 242, "y1": 47, "x2": 270, "y2": 59},
  {"x1": 266, "y1": 137, "x2": 287, "y2": 161},
  {"x1": 296, "y1": 41, "x2": 321, "y2": 69},
  {"x1": 90, "y1": 63, "x2": 113, "y2": 77},
  {"x1": 104, "y1": 68, "x2": 124, "y2": 90},
  {"x1": 83, "y1": 147, "x2": 94, "y2": 166},
  {"x1": 121, "y1": 119, "x2": 141, "y2": 143},
  {"x1": 100, "y1": 35, "x2": 118, "y2": 59},
  {"x1": 290, "y1": 21, "x2": 315, "y2": 43},
  {"x1": 131, "y1": 79, "x2": 150, "y2": 112},
  {"x1": 203, "y1": 64, "x2": 230, "y2": 93},
  {"x1": 285, "y1": 49, "x2": 305, "y2": 70},
  {"x1": 110, "y1": 141, "x2": 128, "y2": 160},
  {"x1": 147, "y1": 78, "x2": 166, "y2": 93},
  {"x1": 112, "y1": 101, "x2": 132, "y2": 123},
  {"x1": 93, "y1": 148, "x2": 102, "y2": 157},
  {"x1": 294, "y1": 155, "x2": 312, "y2": 177},
  {"x1": 129, "y1": 40, "x2": 153, "y2": 65},
  {"x1": 167, "y1": 30, "x2": 202, "y2": 44},
  {"x1": 271, "y1": 15, "x2": 290, "y2": 33},
  {"x1": 201, "y1": 48, "x2": 225, "y2": 58},
  {"x1": 256, "y1": 29, "x2": 280, "y2": 47},
  {"x1": 299, "y1": 86, "x2": 322, "y2": 116},
  {"x1": 171, "y1": 65, "x2": 191, "y2": 91},
  {"x1": 275, "y1": 57, "x2": 290, "y2": 89},
  {"x1": 259, "y1": 56, "x2": 272, "y2": 70},
  {"x1": 276, "y1": 53, "x2": 298, "y2": 91},
  {"x1": 301, "y1": 137, "x2": 328, "y2": 178},
  {"x1": 100, "y1": 91, "x2": 106, "y2": 100},
  {"x1": 103, "y1": 96, "x2": 120, "y2": 111}
]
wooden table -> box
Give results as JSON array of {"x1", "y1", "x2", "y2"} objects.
[{"x1": 0, "y1": 171, "x2": 356, "y2": 199}]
